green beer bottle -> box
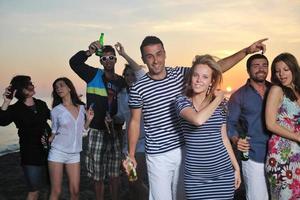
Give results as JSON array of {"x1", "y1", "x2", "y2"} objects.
[
  {"x1": 240, "y1": 133, "x2": 250, "y2": 161},
  {"x1": 96, "y1": 33, "x2": 104, "y2": 56}
]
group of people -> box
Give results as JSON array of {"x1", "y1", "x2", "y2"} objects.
[
  {"x1": 0, "y1": 35, "x2": 299, "y2": 200},
  {"x1": 0, "y1": 75, "x2": 94, "y2": 200},
  {"x1": 228, "y1": 52, "x2": 300, "y2": 200}
]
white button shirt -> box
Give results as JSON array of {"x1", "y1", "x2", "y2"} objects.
[{"x1": 51, "y1": 104, "x2": 86, "y2": 153}]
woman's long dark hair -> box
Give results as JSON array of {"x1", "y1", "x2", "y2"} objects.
[
  {"x1": 52, "y1": 77, "x2": 84, "y2": 108},
  {"x1": 271, "y1": 53, "x2": 300, "y2": 101}
]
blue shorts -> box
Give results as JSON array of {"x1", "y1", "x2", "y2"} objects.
[
  {"x1": 22, "y1": 165, "x2": 48, "y2": 192},
  {"x1": 48, "y1": 147, "x2": 80, "y2": 164}
]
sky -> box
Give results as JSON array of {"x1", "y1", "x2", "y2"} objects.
[{"x1": 0, "y1": 0, "x2": 300, "y2": 99}]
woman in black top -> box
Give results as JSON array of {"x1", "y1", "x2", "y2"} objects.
[{"x1": 0, "y1": 75, "x2": 50, "y2": 200}]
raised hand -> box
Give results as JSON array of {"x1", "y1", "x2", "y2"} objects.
[
  {"x1": 245, "y1": 38, "x2": 268, "y2": 54},
  {"x1": 86, "y1": 41, "x2": 101, "y2": 56},
  {"x1": 3, "y1": 86, "x2": 15, "y2": 103},
  {"x1": 115, "y1": 42, "x2": 126, "y2": 57}
]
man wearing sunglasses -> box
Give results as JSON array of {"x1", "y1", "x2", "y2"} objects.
[{"x1": 69, "y1": 41, "x2": 137, "y2": 200}]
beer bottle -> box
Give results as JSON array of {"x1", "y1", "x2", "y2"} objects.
[
  {"x1": 126, "y1": 157, "x2": 138, "y2": 182},
  {"x1": 104, "y1": 111, "x2": 114, "y2": 134},
  {"x1": 96, "y1": 33, "x2": 104, "y2": 56},
  {"x1": 240, "y1": 133, "x2": 250, "y2": 161},
  {"x1": 42, "y1": 129, "x2": 49, "y2": 151}
]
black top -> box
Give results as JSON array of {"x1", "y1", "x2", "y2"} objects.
[
  {"x1": 0, "y1": 98, "x2": 50, "y2": 165},
  {"x1": 69, "y1": 50, "x2": 126, "y2": 130}
]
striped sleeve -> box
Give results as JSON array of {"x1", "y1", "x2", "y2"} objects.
[
  {"x1": 128, "y1": 84, "x2": 143, "y2": 109},
  {"x1": 175, "y1": 95, "x2": 191, "y2": 116}
]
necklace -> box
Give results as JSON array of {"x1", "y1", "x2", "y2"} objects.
[{"x1": 191, "y1": 96, "x2": 207, "y2": 112}]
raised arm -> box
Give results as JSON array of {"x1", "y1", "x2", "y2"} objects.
[
  {"x1": 0, "y1": 86, "x2": 15, "y2": 126},
  {"x1": 265, "y1": 85, "x2": 300, "y2": 142},
  {"x1": 218, "y1": 38, "x2": 268, "y2": 72},
  {"x1": 115, "y1": 42, "x2": 146, "y2": 71},
  {"x1": 69, "y1": 41, "x2": 99, "y2": 82},
  {"x1": 178, "y1": 90, "x2": 224, "y2": 126}
]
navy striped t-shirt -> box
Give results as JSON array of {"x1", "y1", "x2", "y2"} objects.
[{"x1": 129, "y1": 66, "x2": 189, "y2": 154}]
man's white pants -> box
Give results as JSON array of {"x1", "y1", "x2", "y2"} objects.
[
  {"x1": 146, "y1": 147, "x2": 185, "y2": 200},
  {"x1": 242, "y1": 159, "x2": 269, "y2": 200}
]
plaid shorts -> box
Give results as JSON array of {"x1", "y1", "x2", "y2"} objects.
[{"x1": 85, "y1": 128, "x2": 122, "y2": 181}]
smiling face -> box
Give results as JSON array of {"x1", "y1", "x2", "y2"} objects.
[
  {"x1": 274, "y1": 61, "x2": 293, "y2": 87},
  {"x1": 142, "y1": 43, "x2": 166, "y2": 80},
  {"x1": 191, "y1": 64, "x2": 213, "y2": 95},
  {"x1": 248, "y1": 58, "x2": 268, "y2": 83},
  {"x1": 185, "y1": 55, "x2": 222, "y2": 99},
  {"x1": 100, "y1": 51, "x2": 117, "y2": 72}
]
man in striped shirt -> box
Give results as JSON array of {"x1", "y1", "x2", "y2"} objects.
[{"x1": 127, "y1": 36, "x2": 267, "y2": 200}]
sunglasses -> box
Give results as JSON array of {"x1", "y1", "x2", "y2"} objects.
[{"x1": 100, "y1": 55, "x2": 116, "y2": 62}]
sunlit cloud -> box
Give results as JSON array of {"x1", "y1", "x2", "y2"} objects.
[
  {"x1": 45, "y1": 22, "x2": 113, "y2": 30},
  {"x1": 0, "y1": 0, "x2": 300, "y2": 97}
]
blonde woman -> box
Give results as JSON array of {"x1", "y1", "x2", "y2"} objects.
[{"x1": 175, "y1": 55, "x2": 241, "y2": 199}]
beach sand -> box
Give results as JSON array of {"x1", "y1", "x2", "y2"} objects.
[
  {"x1": 0, "y1": 138, "x2": 246, "y2": 200},
  {"x1": 0, "y1": 138, "x2": 130, "y2": 200}
]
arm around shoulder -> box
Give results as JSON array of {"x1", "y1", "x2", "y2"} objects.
[
  {"x1": 218, "y1": 38, "x2": 268, "y2": 72},
  {"x1": 178, "y1": 95, "x2": 224, "y2": 126}
]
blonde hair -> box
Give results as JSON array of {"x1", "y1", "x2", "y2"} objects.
[{"x1": 185, "y1": 54, "x2": 222, "y2": 101}]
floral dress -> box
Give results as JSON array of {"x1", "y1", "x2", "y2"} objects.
[{"x1": 265, "y1": 95, "x2": 300, "y2": 200}]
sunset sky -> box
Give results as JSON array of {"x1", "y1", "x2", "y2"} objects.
[{"x1": 1, "y1": 0, "x2": 300, "y2": 98}]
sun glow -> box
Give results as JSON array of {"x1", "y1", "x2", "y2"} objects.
[{"x1": 226, "y1": 86, "x2": 232, "y2": 92}]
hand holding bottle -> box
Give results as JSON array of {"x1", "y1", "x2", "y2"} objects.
[
  {"x1": 86, "y1": 40, "x2": 101, "y2": 56},
  {"x1": 95, "y1": 33, "x2": 104, "y2": 56},
  {"x1": 237, "y1": 135, "x2": 250, "y2": 160},
  {"x1": 123, "y1": 156, "x2": 138, "y2": 182}
]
